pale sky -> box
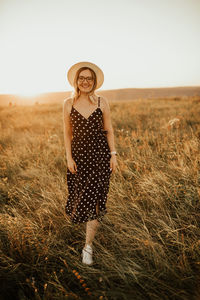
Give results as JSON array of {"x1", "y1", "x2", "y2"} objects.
[{"x1": 0, "y1": 0, "x2": 200, "y2": 95}]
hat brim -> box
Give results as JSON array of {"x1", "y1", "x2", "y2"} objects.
[{"x1": 67, "y1": 61, "x2": 104, "y2": 90}]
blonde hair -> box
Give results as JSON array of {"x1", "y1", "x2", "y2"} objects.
[{"x1": 70, "y1": 67, "x2": 99, "y2": 105}]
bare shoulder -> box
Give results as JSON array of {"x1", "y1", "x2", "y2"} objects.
[
  {"x1": 63, "y1": 97, "x2": 73, "y2": 114},
  {"x1": 100, "y1": 96, "x2": 110, "y2": 113}
]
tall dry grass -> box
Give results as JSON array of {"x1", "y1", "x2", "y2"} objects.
[{"x1": 0, "y1": 96, "x2": 200, "y2": 300}]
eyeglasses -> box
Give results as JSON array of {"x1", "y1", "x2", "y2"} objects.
[{"x1": 78, "y1": 76, "x2": 94, "y2": 83}]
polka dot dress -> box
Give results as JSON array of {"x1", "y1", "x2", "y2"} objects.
[{"x1": 65, "y1": 96, "x2": 112, "y2": 224}]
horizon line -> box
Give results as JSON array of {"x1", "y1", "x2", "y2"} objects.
[{"x1": 0, "y1": 84, "x2": 200, "y2": 96}]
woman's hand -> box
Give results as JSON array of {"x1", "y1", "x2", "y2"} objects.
[
  {"x1": 67, "y1": 157, "x2": 77, "y2": 174},
  {"x1": 110, "y1": 155, "x2": 118, "y2": 173}
]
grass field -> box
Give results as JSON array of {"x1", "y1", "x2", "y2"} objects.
[{"x1": 0, "y1": 96, "x2": 200, "y2": 300}]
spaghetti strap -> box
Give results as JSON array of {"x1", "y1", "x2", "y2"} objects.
[
  {"x1": 71, "y1": 98, "x2": 74, "y2": 113},
  {"x1": 71, "y1": 103, "x2": 73, "y2": 114},
  {"x1": 98, "y1": 96, "x2": 100, "y2": 107}
]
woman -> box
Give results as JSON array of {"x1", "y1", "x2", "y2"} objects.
[{"x1": 63, "y1": 61, "x2": 117, "y2": 265}]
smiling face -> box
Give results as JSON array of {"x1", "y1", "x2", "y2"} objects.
[{"x1": 77, "y1": 69, "x2": 94, "y2": 93}]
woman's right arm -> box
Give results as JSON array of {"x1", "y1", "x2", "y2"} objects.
[
  {"x1": 63, "y1": 98, "x2": 77, "y2": 173},
  {"x1": 63, "y1": 98, "x2": 73, "y2": 160}
]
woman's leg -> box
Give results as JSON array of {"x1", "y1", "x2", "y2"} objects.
[{"x1": 85, "y1": 219, "x2": 100, "y2": 247}]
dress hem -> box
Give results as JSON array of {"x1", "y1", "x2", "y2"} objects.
[{"x1": 65, "y1": 210, "x2": 107, "y2": 224}]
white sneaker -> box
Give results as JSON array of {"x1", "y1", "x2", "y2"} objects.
[{"x1": 82, "y1": 244, "x2": 93, "y2": 265}]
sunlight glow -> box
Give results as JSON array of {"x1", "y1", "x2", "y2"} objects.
[{"x1": 17, "y1": 91, "x2": 41, "y2": 98}]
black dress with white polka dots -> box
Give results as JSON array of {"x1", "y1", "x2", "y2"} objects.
[{"x1": 65, "y1": 96, "x2": 112, "y2": 224}]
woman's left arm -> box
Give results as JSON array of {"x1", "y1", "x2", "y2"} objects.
[{"x1": 102, "y1": 97, "x2": 118, "y2": 173}]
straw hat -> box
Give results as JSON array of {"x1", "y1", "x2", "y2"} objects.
[{"x1": 67, "y1": 61, "x2": 104, "y2": 90}]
